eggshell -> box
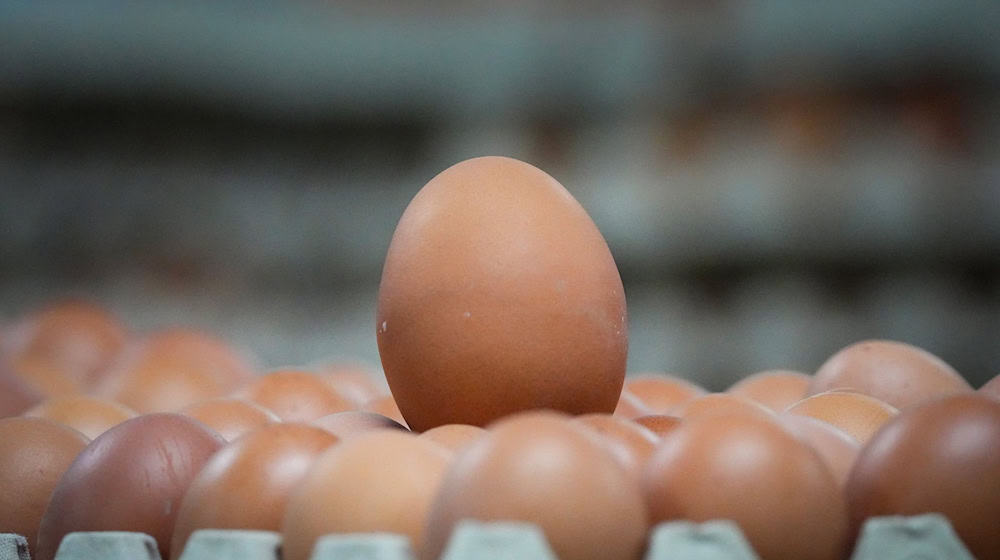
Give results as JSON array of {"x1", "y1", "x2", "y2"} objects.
[
  {"x1": 809, "y1": 340, "x2": 971, "y2": 409},
  {"x1": 980, "y1": 374, "x2": 1000, "y2": 401},
  {"x1": 282, "y1": 431, "x2": 450, "y2": 560},
  {"x1": 613, "y1": 389, "x2": 653, "y2": 419},
  {"x1": 780, "y1": 414, "x2": 860, "y2": 488},
  {"x1": 310, "y1": 411, "x2": 407, "y2": 439},
  {"x1": 8, "y1": 359, "x2": 80, "y2": 398},
  {"x1": 418, "y1": 424, "x2": 486, "y2": 453},
  {"x1": 728, "y1": 370, "x2": 811, "y2": 412},
  {"x1": 24, "y1": 396, "x2": 137, "y2": 440},
  {"x1": 632, "y1": 415, "x2": 683, "y2": 438},
  {"x1": 95, "y1": 329, "x2": 253, "y2": 413},
  {"x1": 180, "y1": 398, "x2": 281, "y2": 442},
  {"x1": 422, "y1": 412, "x2": 648, "y2": 560},
  {"x1": 236, "y1": 370, "x2": 354, "y2": 422},
  {"x1": 642, "y1": 412, "x2": 848, "y2": 560},
  {"x1": 171, "y1": 423, "x2": 339, "y2": 559},
  {"x1": 363, "y1": 395, "x2": 408, "y2": 427},
  {"x1": 0, "y1": 363, "x2": 43, "y2": 417},
  {"x1": 572, "y1": 414, "x2": 658, "y2": 478},
  {"x1": 3, "y1": 300, "x2": 125, "y2": 385},
  {"x1": 376, "y1": 157, "x2": 627, "y2": 431},
  {"x1": 36, "y1": 413, "x2": 225, "y2": 560},
  {"x1": 787, "y1": 390, "x2": 898, "y2": 444},
  {"x1": 0, "y1": 417, "x2": 89, "y2": 552},
  {"x1": 624, "y1": 374, "x2": 705, "y2": 413},
  {"x1": 317, "y1": 364, "x2": 384, "y2": 407},
  {"x1": 845, "y1": 394, "x2": 1000, "y2": 559},
  {"x1": 669, "y1": 393, "x2": 775, "y2": 420}
]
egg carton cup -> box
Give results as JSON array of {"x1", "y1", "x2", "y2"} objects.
[{"x1": 6, "y1": 514, "x2": 977, "y2": 560}]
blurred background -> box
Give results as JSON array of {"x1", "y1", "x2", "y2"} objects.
[{"x1": 1, "y1": 1, "x2": 998, "y2": 389}]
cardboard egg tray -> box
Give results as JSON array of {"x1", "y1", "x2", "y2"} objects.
[{"x1": 0, "y1": 514, "x2": 976, "y2": 560}]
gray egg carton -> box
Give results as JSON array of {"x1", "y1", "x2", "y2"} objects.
[{"x1": 1, "y1": 514, "x2": 976, "y2": 560}]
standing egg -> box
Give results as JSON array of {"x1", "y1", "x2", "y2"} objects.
[{"x1": 376, "y1": 157, "x2": 627, "y2": 431}]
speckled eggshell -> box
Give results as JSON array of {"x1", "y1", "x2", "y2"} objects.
[{"x1": 376, "y1": 157, "x2": 627, "y2": 431}]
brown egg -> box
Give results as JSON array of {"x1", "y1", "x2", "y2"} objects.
[
  {"x1": 3, "y1": 300, "x2": 126, "y2": 385},
  {"x1": 8, "y1": 359, "x2": 80, "y2": 398},
  {"x1": 642, "y1": 412, "x2": 848, "y2": 560},
  {"x1": 632, "y1": 415, "x2": 683, "y2": 438},
  {"x1": 0, "y1": 418, "x2": 89, "y2": 552},
  {"x1": 787, "y1": 391, "x2": 898, "y2": 444},
  {"x1": 24, "y1": 396, "x2": 137, "y2": 440},
  {"x1": 377, "y1": 157, "x2": 628, "y2": 431},
  {"x1": 780, "y1": 414, "x2": 860, "y2": 488},
  {"x1": 613, "y1": 389, "x2": 653, "y2": 419},
  {"x1": 728, "y1": 370, "x2": 811, "y2": 412},
  {"x1": 36, "y1": 413, "x2": 224, "y2": 560},
  {"x1": 418, "y1": 424, "x2": 486, "y2": 453},
  {"x1": 624, "y1": 374, "x2": 705, "y2": 413},
  {"x1": 0, "y1": 363, "x2": 43, "y2": 417},
  {"x1": 363, "y1": 395, "x2": 408, "y2": 427},
  {"x1": 282, "y1": 431, "x2": 450, "y2": 560},
  {"x1": 171, "y1": 423, "x2": 339, "y2": 559},
  {"x1": 422, "y1": 413, "x2": 648, "y2": 560},
  {"x1": 572, "y1": 414, "x2": 658, "y2": 478},
  {"x1": 180, "y1": 398, "x2": 280, "y2": 442},
  {"x1": 669, "y1": 393, "x2": 775, "y2": 420},
  {"x1": 809, "y1": 340, "x2": 971, "y2": 409},
  {"x1": 95, "y1": 329, "x2": 254, "y2": 413},
  {"x1": 310, "y1": 411, "x2": 407, "y2": 439},
  {"x1": 236, "y1": 370, "x2": 354, "y2": 422},
  {"x1": 317, "y1": 364, "x2": 384, "y2": 407},
  {"x1": 980, "y1": 374, "x2": 1000, "y2": 401},
  {"x1": 846, "y1": 394, "x2": 1000, "y2": 559}
]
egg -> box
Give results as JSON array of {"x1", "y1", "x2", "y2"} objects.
[
  {"x1": 779, "y1": 414, "x2": 859, "y2": 488},
  {"x1": 24, "y1": 396, "x2": 137, "y2": 440},
  {"x1": 0, "y1": 417, "x2": 89, "y2": 552},
  {"x1": 624, "y1": 374, "x2": 705, "y2": 413},
  {"x1": 613, "y1": 389, "x2": 653, "y2": 419},
  {"x1": 422, "y1": 413, "x2": 648, "y2": 560},
  {"x1": 418, "y1": 424, "x2": 486, "y2": 453},
  {"x1": 669, "y1": 393, "x2": 774, "y2": 420},
  {"x1": 236, "y1": 370, "x2": 354, "y2": 422},
  {"x1": 786, "y1": 390, "x2": 898, "y2": 444},
  {"x1": 171, "y1": 423, "x2": 339, "y2": 559},
  {"x1": 282, "y1": 431, "x2": 450, "y2": 560},
  {"x1": 728, "y1": 370, "x2": 811, "y2": 412},
  {"x1": 642, "y1": 412, "x2": 848, "y2": 560},
  {"x1": 36, "y1": 413, "x2": 224, "y2": 560},
  {"x1": 845, "y1": 394, "x2": 1000, "y2": 559},
  {"x1": 7, "y1": 360, "x2": 80, "y2": 398},
  {"x1": 376, "y1": 157, "x2": 627, "y2": 431},
  {"x1": 363, "y1": 395, "x2": 408, "y2": 427},
  {"x1": 809, "y1": 340, "x2": 971, "y2": 409},
  {"x1": 0, "y1": 364, "x2": 42, "y2": 417},
  {"x1": 980, "y1": 374, "x2": 1000, "y2": 401},
  {"x1": 3, "y1": 300, "x2": 126, "y2": 386},
  {"x1": 631, "y1": 415, "x2": 683, "y2": 438},
  {"x1": 317, "y1": 364, "x2": 384, "y2": 407},
  {"x1": 95, "y1": 329, "x2": 254, "y2": 413},
  {"x1": 310, "y1": 411, "x2": 407, "y2": 439},
  {"x1": 572, "y1": 414, "x2": 658, "y2": 478},
  {"x1": 180, "y1": 398, "x2": 280, "y2": 442}
]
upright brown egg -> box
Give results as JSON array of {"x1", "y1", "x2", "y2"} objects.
[
  {"x1": 95, "y1": 329, "x2": 253, "y2": 413},
  {"x1": 237, "y1": 370, "x2": 354, "y2": 422},
  {"x1": 24, "y1": 395, "x2": 137, "y2": 439},
  {"x1": 376, "y1": 157, "x2": 627, "y2": 431},
  {"x1": 642, "y1": 412, "x2": 848, "y2": 560},
  {"x1": 171, "y1": 424, "x2": 339, "y2": 559},
  {"x1": 624, "y1": 374, "x2": 705, "y2": 413},
  {"x1": 786, "y1": 390, "x2": 898, "y2": 444},
  {"x1": 282, "y1": 431, "x2": 450, "y2": 560},
  {"x1": 180, "y1": 398, "x2": 280, "y2": 442},
  {"x1": 422, "y1": 413, "x2": 647, "y2": 560},
  {"x1": 845, "y1": 394, "x2": 1000, "y2": 559},
  {"x1": 36, "y1": 414, "x2": 224, "y2": 560},
  {"x1": 0, "y1": 418, "x2": 89, "y2": 552},
  {"x1": 809, "y1": 340, "x2": 971, "y2": 409},
  {"x1": 728, "y1": 370, "x2": 811, "y2": 412}
]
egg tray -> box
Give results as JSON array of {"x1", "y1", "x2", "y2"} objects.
[{"x1": 0, "y1": 514, "x2": 976, "y2": 560}]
